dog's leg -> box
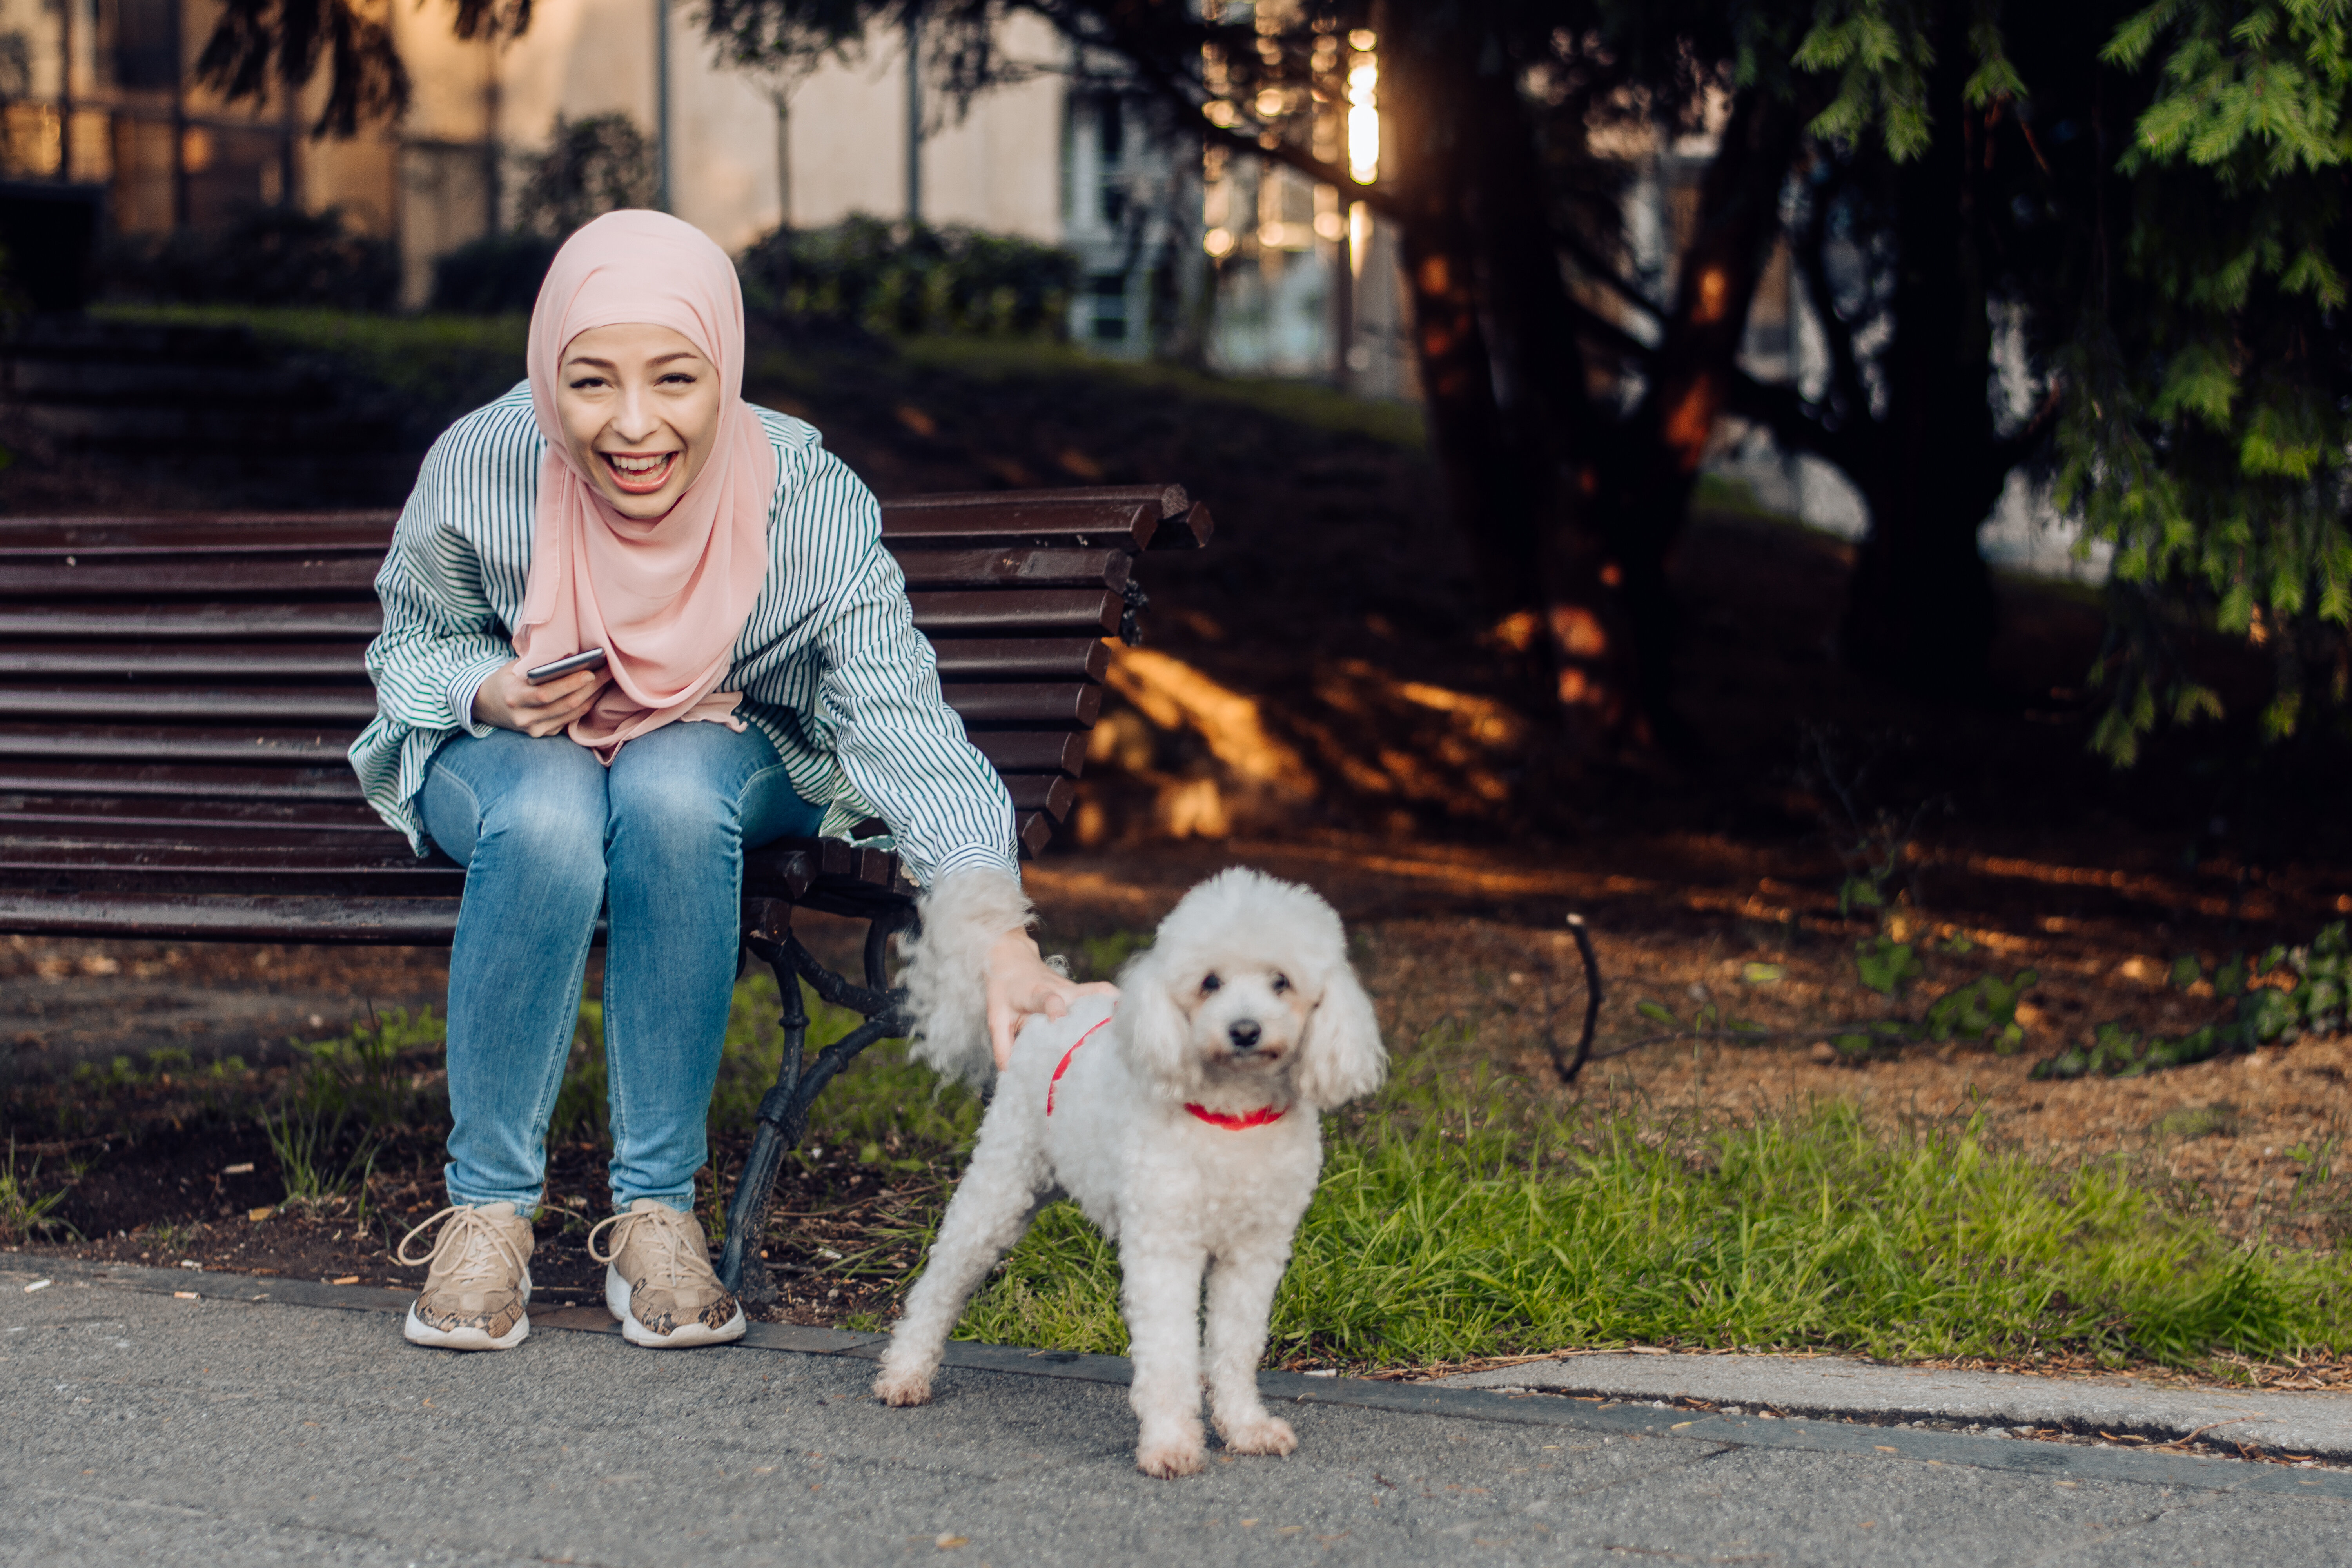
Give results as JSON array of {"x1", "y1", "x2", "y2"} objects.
[
  {"x1": 1120, "y1": 1239, "x2": 1210, "y2": 1477},
  {"x1": 872, "y1": 1119, "x2": 1047, "y2": 1407},
  {"x1": 1203, "y1": 1246, "x2": 1297, "y2": 1456}
]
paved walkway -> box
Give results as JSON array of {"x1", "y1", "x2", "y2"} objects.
[
  {"x1": 6, "y1": 1261, "x2": 2348, "y2": 1566},
  {"x1": 1441, "y1": 1354, "x2": 2352, "y2": 1462}
]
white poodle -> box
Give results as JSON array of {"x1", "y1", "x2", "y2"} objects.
[{"x1": 875, "y1": 866, "x2": 1387, "y2": 1477}]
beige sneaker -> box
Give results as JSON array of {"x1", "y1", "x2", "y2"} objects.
[
  {"x1": 587, "y1": 1199, "x2": 747, "y2": 1348},
  {"x1": 395, "y1": 1203, "x2": 534, "y2": 1351}
]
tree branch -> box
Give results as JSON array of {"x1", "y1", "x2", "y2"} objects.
[
  {"x1": 1555, "y1": 228, "x2": 1666, "y2": 323},
  {"x1": 1724, "y1": 365, "x2": 1876, "y2": 483},
  {"x1": 1559, "y1": 292, "x2": 1660, "y2": 368}
]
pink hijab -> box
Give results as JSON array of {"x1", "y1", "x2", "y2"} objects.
[{"x1": 513, "y1": 209, "x2": 779, "y2": 761}]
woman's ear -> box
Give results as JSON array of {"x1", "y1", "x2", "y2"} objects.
[
  {"x1": 1112, "y1": 947, "x2": 1198, "y2": 1100},
  {"x1": 1293, "y1": 962, "x2": 1387, "y2": 1110}
]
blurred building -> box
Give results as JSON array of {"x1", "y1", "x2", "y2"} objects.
[{"x1": 0, "y1": 0, "x2": 1415, "y2": 396}]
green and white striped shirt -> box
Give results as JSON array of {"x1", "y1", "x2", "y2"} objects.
[{"x1": 349, "y1": 383, "x2": 1019, "y2": 887}]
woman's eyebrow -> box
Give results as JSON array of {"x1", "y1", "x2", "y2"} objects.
[{"x1": 564, "y1": 352, "x2": 703, "y2": 370}]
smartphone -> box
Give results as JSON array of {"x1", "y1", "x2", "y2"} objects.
[{"x1": 524, "y1": 647, "x2": 608, "y2": 685}]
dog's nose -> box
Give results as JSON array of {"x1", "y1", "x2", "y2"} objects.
[{"x1": 1228, "y1": 1020, "x2": 1261, "y2": 1051}]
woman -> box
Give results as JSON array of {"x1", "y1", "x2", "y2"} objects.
[{"x1": 353, "y1": 211, "x2": 1102, "y2": 1352}]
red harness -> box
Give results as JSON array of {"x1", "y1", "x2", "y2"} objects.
[
  {"x1": 1183, "y1": 1102, "x2": 1290, "y2": 1130},
  {"x1": 1045, "y1": 1016, "x2": 1111, "y2": 1116},
  {"x1": 1042, "y1": 1016, "x2": 1290, "y2": 1128}
]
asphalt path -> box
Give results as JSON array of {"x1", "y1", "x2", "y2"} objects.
[{"x1": 6, "y1": 1261, "x2": 2348, "y2": 1567}]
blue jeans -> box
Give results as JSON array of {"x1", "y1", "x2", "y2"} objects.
[{"x1": 419, "y1": 721, "x2": 823, "y2": 1215}]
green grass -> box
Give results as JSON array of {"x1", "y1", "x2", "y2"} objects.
[
  {"x1": 893, "y1": 336, "x2": 1428, "y2": 451},
  {"x1": 94, "y1": 303, "x2": 528, "y2": 425},
  {"x1": 0, "y1": 1138, "x2": 72, "y2": 1243},
  {"x1": 42, "y1": 962, "x2": 2342, "y2": 1376},
  {"x1": 825, "y1": 1050, "x2": 2352, "y2": 1376},
  {"x1": 89, "y1": 304, "x2": 1429, "y2": 456}
]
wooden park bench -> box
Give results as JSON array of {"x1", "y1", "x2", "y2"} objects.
[{"x1": 0, "y1": 483, "x2": 1210, "y2": 1301}]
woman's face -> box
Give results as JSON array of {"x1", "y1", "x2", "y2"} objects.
[{"x1": 555, "y1": 322, "x2": 722, "y2": 520}]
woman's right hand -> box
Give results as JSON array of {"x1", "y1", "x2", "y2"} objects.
[{"x1": 471, "y1": 662, "x2": 610, "y2": 737}]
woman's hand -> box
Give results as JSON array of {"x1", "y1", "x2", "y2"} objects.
[
  {"x1": 985, "y1": 927, "x2": 1117, "y2": 1071},
  {"x1": 472, "y1": 662, "x2": 610, "y2": 737}
]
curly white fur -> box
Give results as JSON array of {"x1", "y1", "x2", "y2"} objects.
[
  {"x1": 874, "y1": 867, "x2": 1387, "y2": 1478},
  {"x1": 897, "y1": 867, "x2": 1034, "y2": 1090}
]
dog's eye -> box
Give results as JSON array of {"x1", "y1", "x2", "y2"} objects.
[
  {"x1": 1200, "y1": 973, "x2": 1221, "y2": 994},
  {"x1": 1270, "y1": 973, "x2": 1292, "y2": 994}
]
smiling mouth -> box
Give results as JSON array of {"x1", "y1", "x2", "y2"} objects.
[{"x1": 601, "y1": 450, "x2": 679, "y2": 494}]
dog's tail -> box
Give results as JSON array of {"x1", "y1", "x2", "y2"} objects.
[{"x1": 896, "y1": 867, "x2": 1034, "y2": 1089}]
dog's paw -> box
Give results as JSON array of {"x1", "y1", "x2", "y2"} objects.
[
  {"x1": 872, "y1": 1367, "x2": 935, "y2": 1407},
  {"x1": 1134, "y1": 1436, "x2": 1207, "y2": 1478},
  {"x1": 1218, "y1": 1415, "x2": 1298, "y2": 1457}
]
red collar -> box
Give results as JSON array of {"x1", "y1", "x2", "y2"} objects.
[
  {"x1": 1045, "y1": 1016, "x2": 1112, "y2": 1116},
  {"x1": 1184, "y1": 1102, "x2": 1290, "y2": 1130},
  {"x1": 1044, "y1": 1016, "x2": 1289, "y2": 1129}
]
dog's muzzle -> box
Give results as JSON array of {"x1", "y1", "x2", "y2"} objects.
[{"x1": 1227, "y1": 1020, "x2": 1262, "y2": 1051}]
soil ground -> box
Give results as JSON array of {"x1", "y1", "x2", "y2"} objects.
[{"x1": 4, "y1": 322, "x2": 2348, "y2": 1387}]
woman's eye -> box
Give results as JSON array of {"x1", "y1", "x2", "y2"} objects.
[
  {"x1": 1200, "y1": 973, "x2": 1221, "y2": 994},
  {"x1": 1270, "y1": 973, "x2": 1291, "y2": 994}
]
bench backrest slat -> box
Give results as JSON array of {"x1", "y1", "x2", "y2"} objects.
[{"x1": 0, "y1": 486, "x2": 1192, "y2": 935}]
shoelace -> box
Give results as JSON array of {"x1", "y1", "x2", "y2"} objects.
[
  {"x1": 585, "y1": 1207, "x2": 706, "y2": 1290},
  {"x1": 394, "y1": 1206, "x2": 528, "y2": 1292}
]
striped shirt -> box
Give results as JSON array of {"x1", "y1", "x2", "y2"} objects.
[{"x1": 349, "y1": 383, "x2": 1020, "y2": 887}]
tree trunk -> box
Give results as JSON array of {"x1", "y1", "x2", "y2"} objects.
[
  {"x1": 1604, "y1": 84, "x2": 1808, "y2": 746},
  {"x1": 1378, "y1": 0, "x2": 1635, "y2": 748},
  {"x1": 1837, "y1": 25, "x2": 2006, "y2": 697}
]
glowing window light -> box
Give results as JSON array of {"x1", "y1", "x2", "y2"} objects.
[{"x1": 1347, "y1": 55, "x2": 1378, "y2": 184}]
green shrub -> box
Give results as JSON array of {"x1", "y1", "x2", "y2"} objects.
[
  {"x1": 428, "y1": 234, "x2": 563, "y2": 315},
  {"x1": 739, "y1": 215, "x2": 1078, "y2": 339},
  {"x1": 98, "y1": 205, "x2": 398, "y2": 310}
]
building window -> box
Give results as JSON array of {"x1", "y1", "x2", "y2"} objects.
[
  {"x1": 1089, "y1": 272, "x2": 1128, "y2": 343},
  {"x1": 114, "y1": 0, "x2": 180, "y2": 92}
]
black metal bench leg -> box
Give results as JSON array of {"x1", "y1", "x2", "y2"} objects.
[
  {"x1": 717, "y1": 902, "x2": 913, "y2": 1304},
  {"x1": 719, "y1": 947, "x2": 809, "y2": 1307}
]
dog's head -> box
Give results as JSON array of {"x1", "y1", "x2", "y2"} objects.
[{"x1": 1116, "y1": 868, "x2": 1386, "y2": 1112}]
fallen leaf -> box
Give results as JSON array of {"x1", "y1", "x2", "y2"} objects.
[
  {"x1": 249, "y1": 1207, "x2": 275, "y2": 1222},
  {"x1": 1873, "y1": 1445, "x2": 1899, "y2": 1454},
  {"x1": 934, "y1": 1535, "x2": 968, "y2": 1550}
]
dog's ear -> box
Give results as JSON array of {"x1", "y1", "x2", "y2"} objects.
[
  {"x1": 1113, "y1": 946, "x2": 1199, "y2": 1100},
  {"x1": 1294, "y1": 961, "x2": 1387, "y2": 1110}
]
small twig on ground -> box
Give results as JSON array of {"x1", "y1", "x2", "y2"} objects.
[{"x1": 1547, "y1": 914, "x2": 1604, "y2": 1082}]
